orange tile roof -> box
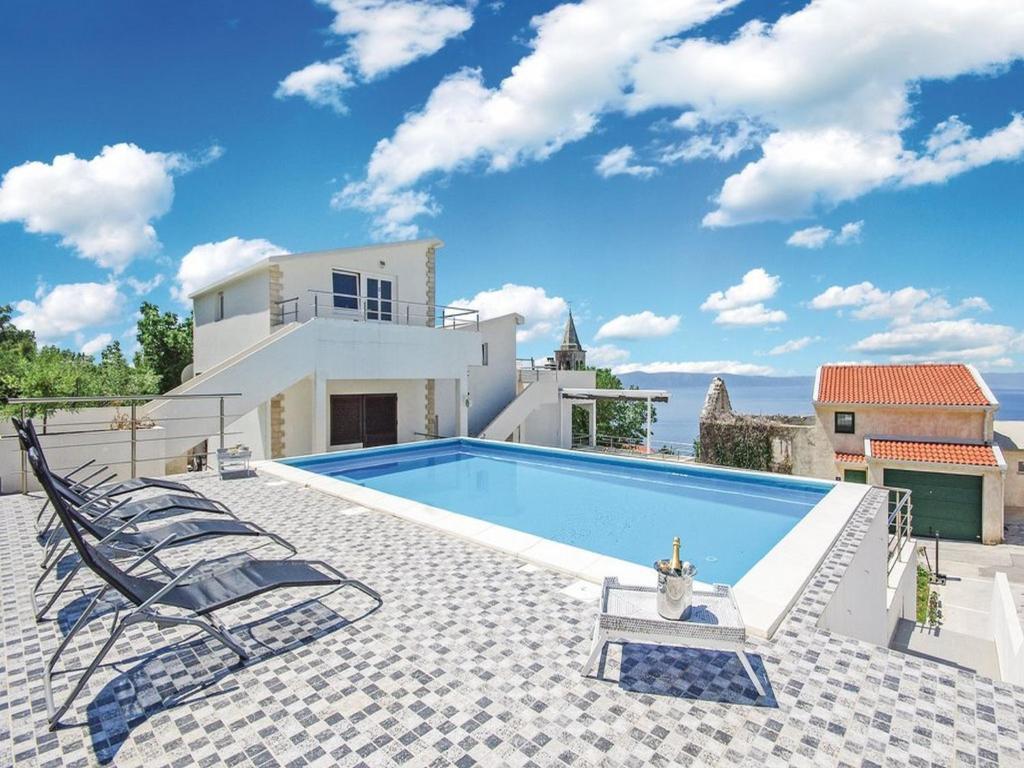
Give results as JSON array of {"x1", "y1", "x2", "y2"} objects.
[
  {"x1": 835, "y1": 451, "x2": 866, "y2": 464},
  {"x1": 869, "y1": 439, "x2": 999, "y2": 467},
  {"x1": 817, "y1": 364, "x2": 992, "y2": 407}
]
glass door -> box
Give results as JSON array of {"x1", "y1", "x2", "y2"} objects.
[{"x1": 365, "y1": 277, "x2": 394, "y2": 322}]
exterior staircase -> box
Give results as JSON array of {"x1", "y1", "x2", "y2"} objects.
[{"x1": 476, "y1": 379, "x2": 558, "y2": 442}]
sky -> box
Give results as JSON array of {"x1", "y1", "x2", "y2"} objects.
[{"x1": 1, "y1": 0, "x2": 1023, "y2": 375}]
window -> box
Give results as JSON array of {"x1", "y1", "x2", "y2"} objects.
[
  {"x1": 332, "y1": 270, "x2": 359, "y2": 310},
  {"x1": 481, "y1": 343, "x2": 489, "y2": 366},
  {"x1": 834, "y1": 411, "x2": 855, "y2": 434},
  {"x1": 215, "y1": 291, "x2": 225, "y2": 322},
  {"x1": 1018, "y1": 460, "x2": 1024, "y2": 475}
]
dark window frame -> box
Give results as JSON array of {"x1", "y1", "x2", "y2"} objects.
[
  {"x1": 834, "y1": 411, "x2": 856, "y2": 434},
  {"x1": 481, "y1": 342, "x2": 489, "y2": 366}
]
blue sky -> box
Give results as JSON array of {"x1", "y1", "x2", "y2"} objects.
[{"x1": 1, "y1": 0, "x2": 1023, "y2": 374}]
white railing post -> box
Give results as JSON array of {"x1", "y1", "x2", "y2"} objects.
[{"x1": 219, "y1": 397, "x2": 226, "y2": 451}]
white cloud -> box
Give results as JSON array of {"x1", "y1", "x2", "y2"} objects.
[
  {"x1": 450, "y1": 283, "x2": 567, "y2": 343},
  {"x1": 173, "y1": 237, "x2": 290, "y2": 302},
  {"x1": 627, "y1": 0, "x2": 1024, "y2": 226},
  {"x1": 810, "y1": 281, "x2": 991, "y2": 324},
  {"x1": 810, "y1": 281, "x2": 885, "y2": 310},
  {"x1": 278, "y1": 0, "x2": 473, "y2": 112},
  {"x1": 595, "y1": 146, "x2": 657, "y2": 179},
  {"x1": 124, "y1": 274, "x2": 164, "y2": 296},
  {"x1": 80, "y1": 333, "x2": 113, "y2": 356},
  {"x1": 852, "y1": 319, "x2": 1024, "y2": 363},
  {"x1": 701, "y1": 269, "x2": 787, "y2": 325},
  {"x1": 595, "y1": 310, "x2": 679, "y2": 340},
  {"x1": 335, "y1": 0, "x2": 737, "y2": 237},
  {"x1": 701, "y1": 268, "x2": 780, "y2": 312},
  {"x1": 713, "y1": 303, "x2": 787, "y2": 326},
  {"x1": 768, "y1": 335, "x2": 820, "y2": 355},
  {"x1": 275, "y1": 60, "x2": 354, "y2": 113},
  {"x1": 13, "y1": 282, "x2": 125, "y2": 341},
  {"x1": 588, "y1": 343, "x2": 631, "y2": 367},
  {"x1": 0, "y1": 143, "x2": 221, "y2": 272},
  {"x1": 786, "y1": 225, "x2": 832, "y2": 249},
  {"x1": 787, "y1": 220, "x2": 864, "y2": 248},
  {"x1": 835, "y1": 220, "x2": 863, "y2": 244},
  {"x1": 612, "y1": 360, "x2": 774, "y2": 376},
  {"x1": 659, "y1": 118, "x2": 760, "y2": 163}
]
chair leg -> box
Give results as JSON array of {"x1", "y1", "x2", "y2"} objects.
[
  {"x1": 582, "y1": 625, "x2": 606, "y2": 678},
  {"x1": 39, "y1": 508, "x2": 59, "y2": 543},
  {"x1": 36, "y1": 498, "x2": 51, "y2": 527},
  {"x1": 43, "y1": 586, "x2": 109, "y2": 728},
  {"x1": 31, "y1": 542, "x2": 76, "y2": 620},
  {"x1": 47, "y1": 618, "x2": 129, "y2": 729},
  {"x1": 736, "y1": 650, "x2": 766, "y2": 697}
]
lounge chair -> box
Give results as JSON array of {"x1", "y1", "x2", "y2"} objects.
[
  {"x1": 30, "y1": 471, "x2": 297, "y2": 621},
  {"x1": 11, "y1": 417, "x2": 207, "y2": 536},
  {"x1": 29, "y1": 447, "x2": 381, "y2": 730},
  {"x1": 14, "y1": 416, "x2": 205, "y2": 500}
]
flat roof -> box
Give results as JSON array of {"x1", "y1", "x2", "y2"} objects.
[{"x1": 189, "y1": 237, "x2": 444, "y2": 299}]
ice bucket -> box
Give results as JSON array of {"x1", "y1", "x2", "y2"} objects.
[{"x1": 656, "y1": 568, "x2": 695, "y2": 620}]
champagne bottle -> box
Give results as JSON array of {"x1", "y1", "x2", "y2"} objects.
[{"x1": 669, "y1": 537, "x2": 682, "y2": 573}]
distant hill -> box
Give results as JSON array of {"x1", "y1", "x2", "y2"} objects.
[{"x1": 617, "y1": 371, "x2": 814, "y2": 390}]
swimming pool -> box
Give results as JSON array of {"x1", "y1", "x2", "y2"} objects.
[{"x1": 280, "y1": 439, "x2": 833, "y2": 585}]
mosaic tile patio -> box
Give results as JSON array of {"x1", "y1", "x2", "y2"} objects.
[{"x1": 2, "y1": 472, "x2": 1023, "y2": 767}]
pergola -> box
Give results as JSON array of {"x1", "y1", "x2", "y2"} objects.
[{"x1": 559, "y1": 388, "x2": 670, "y2": 453}]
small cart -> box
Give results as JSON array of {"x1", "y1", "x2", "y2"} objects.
[{"x1": 216, "y1": 445, "x2": 252, "y2": 479}]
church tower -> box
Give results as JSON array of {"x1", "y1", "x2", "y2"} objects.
[{"x1": 554, "y1": 310, "x2": 587, "y2": 370}]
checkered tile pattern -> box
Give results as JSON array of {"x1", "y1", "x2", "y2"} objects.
[{"x1": 2, "y1": 474, "x2": 1023, "y2": 766}]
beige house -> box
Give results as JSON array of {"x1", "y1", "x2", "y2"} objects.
[
  {"x1": 995, "y1": 421, "x2": 1024, "y2": 510},
  {"x1": 814, "y1": 364, "x2": 1006, "y2": 544}
]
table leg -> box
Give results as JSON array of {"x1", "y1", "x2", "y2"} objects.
[
  {"x1": 736, "y1": 650, "x2": 766, "y2": 697},
  {"x1": 582, "y1": 625, "x2": 606, "y2": 677}
]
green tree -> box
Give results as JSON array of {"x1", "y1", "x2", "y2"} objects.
[
  {"x1": 572, "y1": 368, "x2": 658, "y2": 443},
  {"x1": 17, "y1": 346, "x2": 97, "y2": 428},
  {"x1": 95, "y1": 340, "x2": 159, "y2": 397},
  {"x1": 0, "y1": 304, "x2": 36, "y2": 401},
  {"x1": 135, "y1": 302, "x2": 193, "y2": 393}
]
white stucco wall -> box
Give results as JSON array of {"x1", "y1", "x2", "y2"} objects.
[
  {"x1": 281, "y1": 377, "x2": 314, "y2": 458},
  {"x1": 275, "y1": 240, "x2": 434, "y2": 325},
  {"x1": 193, "y1": 268, "x2": 271, "y2": 372},
  {"x1": 467, "y1": 315, "x2": 518, "y2": 436},
  {"x1": 992, "y1": 572, "x2": 1024, "y2": 685},
  {"x1": 817, "y1": 498, "x2": 890, "y2": 645}
]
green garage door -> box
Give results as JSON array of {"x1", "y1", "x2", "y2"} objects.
[{"x1": 883, "y1": 468, "x2": 982, "y2": 541}]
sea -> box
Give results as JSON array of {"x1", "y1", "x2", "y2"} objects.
[{"x1": 618, "y1": 372, "x2": 1024, "y2": 449}]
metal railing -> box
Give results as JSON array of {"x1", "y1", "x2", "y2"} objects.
[
  {"x1": 516, "y1": 357, "x2": 556, "y2": 370},
  {"x1": 572, "y1": 433, "x2": 696, "y2": 460},
  {"x1": 2, "y1": 392, "x2": 242, "y2": 493},
  {"x1": 886, "y1": 485, "x2": 913, "y2": 574},
  {"x1": 307, "y1": 290, "x2": 479, "y2": 329},
  {"x1": 272, "y1": 296, "x2": 299, "y2": 326}
]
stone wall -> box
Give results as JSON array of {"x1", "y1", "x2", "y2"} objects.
[{"x1": 698, "y1": 377, "x2": 815, "y2": 475}]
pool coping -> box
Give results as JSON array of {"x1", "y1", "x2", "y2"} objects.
[{"x1": 258, "y1": 439, "x2": 872, "y2": 638}]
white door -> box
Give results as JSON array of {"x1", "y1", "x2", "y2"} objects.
[{"x1": 365, "y1": 276, "x2": 394, "y2": 322}]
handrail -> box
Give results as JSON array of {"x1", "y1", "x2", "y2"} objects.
[
  {"x1": 306, "y1": 289, "x2": 479, "y2": 329},
  {"x1": 5, "y1": 393, "x2": 241, "y2": 404},
  {"x1": 885, "y1": 485, "x2": 913, "y2": 575}
]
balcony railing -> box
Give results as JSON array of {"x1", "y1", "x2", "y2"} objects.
[
  {"x1": 886, "y1": 485, "x2": 913, "y2": 574},
  {"x1": 572, "y1": 433, "x2": 696, "y2": 460},
  {"x1": 297, "y1": 290, "x2": 479, "y2": 329}
]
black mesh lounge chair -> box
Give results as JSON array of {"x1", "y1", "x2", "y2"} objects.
[
  {"x1": 15, "y1": 416, "x2": 205, "y2": 500},
  {"x1": 30, "y1": 476, "x2": 297, "y2": 621},
  {"x1": 29, "y1": 448, "x2": 381, "y2": 730},
  {"x1": 12, "y1": 417, "x2": 209, "y2": 536}
]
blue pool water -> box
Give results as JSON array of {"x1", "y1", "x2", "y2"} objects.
[{"x1": 281, "y1": 440, "x2": 833, "y2": 584}]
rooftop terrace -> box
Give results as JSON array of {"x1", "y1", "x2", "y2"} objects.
[{"x1": 2, "y1": 473, "x2": 1023, "y2": 767}]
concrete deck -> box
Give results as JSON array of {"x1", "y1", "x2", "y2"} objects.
[{"x1": 2, "y1": 474, "x2": 1024, "y2": 766}]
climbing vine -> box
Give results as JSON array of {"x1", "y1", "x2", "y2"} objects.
[{"x1": 698, "y1": 415, "x2": 793, "y2": 474}]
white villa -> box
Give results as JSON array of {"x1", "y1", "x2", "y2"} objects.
[{"x1": 149, "y1": 239, "x2": 603, "y2": 464}]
